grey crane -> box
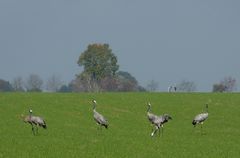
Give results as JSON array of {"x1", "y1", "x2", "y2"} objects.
[
  {"x1": 92, "y1": 100, "x2": 108, "y2": 129},
  {"x1": 192, "y1": 104, "x2": 209, "y2": 133},
  {"x1": 146, "y1": 103, "x2": 172, "y2": 137},
  {"x1": 22, "y1": 109, "x2": 47, "y2": 135},
  {"x1": 151, "y1": 113, "x2": 172, "y2": 137}
]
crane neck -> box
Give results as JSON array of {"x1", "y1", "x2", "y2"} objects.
[
  {"x1": 205, "y1": 104, "x2": 208, "y2": 113},
  {"x1": 147, "y1": 104, "x2": 151, "y2": 112},
  {"x1": 93, "y1": 102, "x2": 96, "y2": 111}
]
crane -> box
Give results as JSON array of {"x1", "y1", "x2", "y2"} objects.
[
  {"x1": 22, "y1": 109, "x2": 47, "y2": 135},
  {"x1": 192, "y1": 104, "x2": 209, "y2": 134},
  {"x1": 92, "y1": 100, "x2": 108, "y2": 129}
]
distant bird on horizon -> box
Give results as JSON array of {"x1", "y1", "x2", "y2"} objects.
[
  {"x1": 92, "y1": 100, "x2": 108, "y2": 129},
  {"x1": 192, "y1": 104, "x2": 209, "y2": 133},
  {"x1": 22, "y1": 109, "x2": 47, "y2": 135}
]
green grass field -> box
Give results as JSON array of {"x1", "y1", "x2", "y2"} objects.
[{"x1": 0, "y1": 92, "x2": 240, "y2": 158}]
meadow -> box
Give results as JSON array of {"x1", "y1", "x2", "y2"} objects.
[{"x1": 0, "y1": 92, "x2": 239, "y2": 158}]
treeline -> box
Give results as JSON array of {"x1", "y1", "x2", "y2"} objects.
[
  {"x1": 0, "y1": 43, "x2": 237, "y2": 92},
  {"x1": 0, "y1": 72, "x2": 145, "y2": 93},
  {"x1": 0, "y1": 44, "x2": 145, "y2": 92}
]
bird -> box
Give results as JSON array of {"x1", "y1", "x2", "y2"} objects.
[
  {"x1": 92, "y1": 100, "x2": 108, "y2": 129},
  {"x1": 146, "y1": 103, "x2": 172, "y2": 137},
  {"x1": 192, "y1": 104, "x2": 209, "y2": 133},
  {"x1": 150, "y1": 113, "x2": 172, "y2": 137},
  {"x1": 22, "y1": 109, "x2": 47, "y2": 135}
]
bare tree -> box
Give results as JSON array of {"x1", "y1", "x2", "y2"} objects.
[
  {"x1": 100, "y1": 76, "x2": 119, "y2": 92},
  {"x1": 46, "y1": 74, "x2": 63, "y2": 92},
  {"x1": 221, "y1": 76, "x2": 237, "y2": 92},
  {"x1": 70, "y1": 73, "x2": 100, "y2": 92},
  {"x1": 176, "y1": 80, "x2": 197, "y2": 92},
  {"x1": 212, "y1": 84, "x2": 225, "y2": 92},
  {"x1": 213, "y1": 76, "x2": 237, "y2": 92},
  {"x1": 146, "y1": 80, "x2": 159, "y2": 92},
  {"x1": 11, "y1": 76, "x2": 25, "y2": 91},
  {"x1": 25, "y1": 74, "x2": 43, "y2": 92}
]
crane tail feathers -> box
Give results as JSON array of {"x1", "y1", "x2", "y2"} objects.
[
  {"x1": 42, "y1": 124, "x2": 47, "y2": 129},
  {"x1": 103, "y1": 124, "x2": 108, "y2": 129},
  {"x1": 192, "y1": 120, "x2": 196, "y2": 125}
]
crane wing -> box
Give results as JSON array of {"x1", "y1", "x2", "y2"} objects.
[
  {"x1": 193, "y1": 113, "x2": 208, "y2": 123},
  {"x1": 94, "y1": 111, "x2": 108, "y2": 125}
]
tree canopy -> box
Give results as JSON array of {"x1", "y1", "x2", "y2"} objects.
[
  {"x1": 73, "y1": 43, "x2": 142, "y2": 92},
  {"x1": 212, "y1": 76, "x2": 237, "y2": 92},
  {"x1": 0, "y1": 79, "x2": 13, "y2": 92},
  {"x1": 78, "y1": 44, "x2": 119, "y2": 80}
]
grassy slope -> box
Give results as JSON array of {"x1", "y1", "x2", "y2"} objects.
[{"x1": 0, "y1": 92, "x2": 239, "y2": 158}]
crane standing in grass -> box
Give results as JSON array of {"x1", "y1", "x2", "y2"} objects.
[
  {"x1": 147, "y1": 103, "x2": 172, "y2": 137},
  {"x1": 92, "y1": 100, "x2": 108, "y2": 129},
  {"x1": 22, "y1": 109, "x2": 47, "y2": 135},
  {"x1": 150, "y1": 113, "x2": 172, "y2": 137},
  {"x1": 192, "y1": 104, "x2": 209, "y2": 133}
]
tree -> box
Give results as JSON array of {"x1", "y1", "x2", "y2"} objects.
[
  {"x1": 58, "y1": 84, "x2": 72, "y2": 92},
  {"x1": 11, "y1": 76, "x2": 25, "y2": 92},
  {"x1": 75, "y1": 43, "x2": 143, "y2": 92},
  {"x1": 46, "y1": 74, "x2": 63, "y2": 92},
  {"x1": 116, "y1": 71, "x2": 138, "y2": 91},
  {"x1": 212, "y1": 76, "x2": 237, "y2": 92},
  {"x1": 71, "y1": 72, "x2": 100, "y2": 92},
  {"x1": 146, "y1": 80, "x2": 159, "y2": 92},
  {"x1": 176, "y1": 80, "x2": 197, "y2": 92},
  {"x1": 25, "y1": 74, "x2": 43, "y2": 92},
  {"x1": 212, "y1": 84, "x2": 225, "y2": 92},
  {"x1": 100, "y1": 76, "x2": 119, "y2": 92},
  {"x1": 0, "y1": 79, "x2": 13, "y2": 92},
  {"x1": 78, "y1": 43, "x2": 119, "y2": 81}
]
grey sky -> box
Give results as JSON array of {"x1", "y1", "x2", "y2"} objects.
[{"x1": 0, "y1": 0, "x2": 240, "y2": 91}]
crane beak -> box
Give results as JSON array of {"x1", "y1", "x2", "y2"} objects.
[{"x1": 92, "y1": 100, "x2": 97, "y2": 104}]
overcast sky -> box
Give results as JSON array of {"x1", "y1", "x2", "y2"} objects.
[{"x1": 0, "y1": 0, "x2": 240, "y2": 91}]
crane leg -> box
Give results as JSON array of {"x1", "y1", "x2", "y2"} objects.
[
  {"x1": 192, "y1": 126, "x2": 195, "y2": 133},
  {"x1": 200, "y1": 124, "x2": 203, "y2": 135},
  {"x1": 36, "y1": 125, "x2": 39, "y2": 135},
  {"x1": 160, "y1": 124, "x2": 164, "y2": 136},
  {"x1": 96, "y1": 123, "x2": 100, "y2": 130},
  {"x1": 151, "y1": 126, "x2": 158, "y2": 137},
  {"x1": 151, "y1": 125, "x2": 154, "y2": 133},
  {"x1": 31, "y1": 124, "x2": 35, "y2": 135}
]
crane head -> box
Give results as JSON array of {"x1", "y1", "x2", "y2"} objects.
[
  {"x1": 29, "y1": 109, "x2": 33, "y2": 113},
  {"x1": 92, "y1": 100, "x2": 97, "y2": 104},
  {"x1": 205, "y1": 104, "x2": 208, "y2": 112}
]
